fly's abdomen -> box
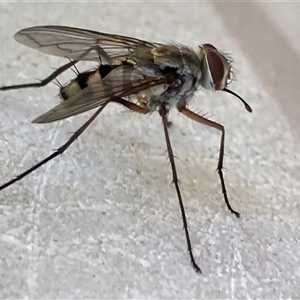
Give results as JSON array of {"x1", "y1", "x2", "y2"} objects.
[{"x1": 60, "y1": 65, "x2": 118, "y2": 101}]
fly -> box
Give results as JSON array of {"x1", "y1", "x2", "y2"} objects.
[{"x1": 0, "y1": 26, "x2": 252, "y2": 273}]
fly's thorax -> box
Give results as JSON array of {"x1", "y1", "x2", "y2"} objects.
[
  {"x1": 153, "y1": 44, "x2": 203, "y2": 91},
  {"x1": 134, "y1": 45, "x2": 202, "y2": 112},
  {"x1": 151, "y1": 45, "x2": 184, "y2": 68},
  {"x1": 138, "y1": 72, "x2": 196, "y2": 112},
  {"x1": 133, "y1": 62, "x2": 166, "y2": 108},
  {"x1": 152, "y1": 44, "x2": 201, "y2": 72},
  {"x1": 136, "y1": 83, "x2": 169, "y2": 108},
  {"x1": 198, "y1": 43, "x2": 232, "y2": 91}
]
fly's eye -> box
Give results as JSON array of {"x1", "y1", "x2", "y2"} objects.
[
  {"x1": 202, "y1": 43, "x2": 217, "y2": 50},
  {"x1": 199, "y1": 44, "x2": 231, "y2": 91}
]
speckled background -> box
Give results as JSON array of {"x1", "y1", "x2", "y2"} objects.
[{"x1": 0, "y1": 2, "x2": 299, "y2": 298}]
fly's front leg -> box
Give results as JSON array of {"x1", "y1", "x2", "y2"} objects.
[{"x1": 177, "y1": 105, "x2": 240, "y2": 218}]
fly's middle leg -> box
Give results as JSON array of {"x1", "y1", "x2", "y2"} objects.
[
  {"x1": 0, "y1": 102, "x2": 109, "y2": 191},
  {"x1": 113, "y1": 99, "x2": 202, "y2": 273},
  {"x1": 159, "y1": 104, "x2": 202, "y2": 274}
]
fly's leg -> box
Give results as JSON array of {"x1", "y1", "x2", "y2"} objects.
[
  {"x1": 111, "y1": 97, "x2": 149, "y2": 114},
  {"x1": 0, "y1": 102, "x2": 109, "y2": 191},
  {"x1": 0, "y1": 97, "x2": 147, "y2": 191},
  {"x1": 111, "y1": 99, "x2": 201, "y2": 273},
  {"x1": 166, "y1": 116, "x2": 173, "y2": 128},
  {"x1": 177, "y1": 105, "x2": 240, "y2": 218},
  {"x1": 0, "y1": 60, "x2": 79, "y2": 91},
  {"x1": 159, "y1": 104, "x2": 202, "y2": 274},
  {"x1": 0, "y1": 45, "x2": 112, "y2": 91}
]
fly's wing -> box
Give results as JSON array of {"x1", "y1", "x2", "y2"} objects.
[
  {"x1": 33, "y1": 66, "x2": 170, "y2": 123},
  {"x1": 14, "y1": 26, "x2": 159, "y2": 62}
]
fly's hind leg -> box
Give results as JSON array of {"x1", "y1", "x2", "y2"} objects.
[
  {"x1": 0, "y1": 60, "x2": 79, "y2": 91},
  {"x1": 0, "y1": 45, "x2": 113, "y2": 92}
]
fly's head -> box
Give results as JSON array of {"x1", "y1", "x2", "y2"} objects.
[
  {"x1": 199, "y1": 43, "x2": 252, "y2": 112},
  {"x1": 199, "y1": 43, "x2": 232, "y2": 91}
]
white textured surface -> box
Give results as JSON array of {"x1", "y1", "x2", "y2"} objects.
[{"x1": 0, "y1": 2, "x2": 299, "y2": 298}]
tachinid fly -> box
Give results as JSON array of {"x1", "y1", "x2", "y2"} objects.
[{"x1": 0, "y1": 26, "x2": 252, "y2": 273}]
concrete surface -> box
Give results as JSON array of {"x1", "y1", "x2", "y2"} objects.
[{"x1": 0, "y1": 2, "x2": 299, "y2": 299}]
